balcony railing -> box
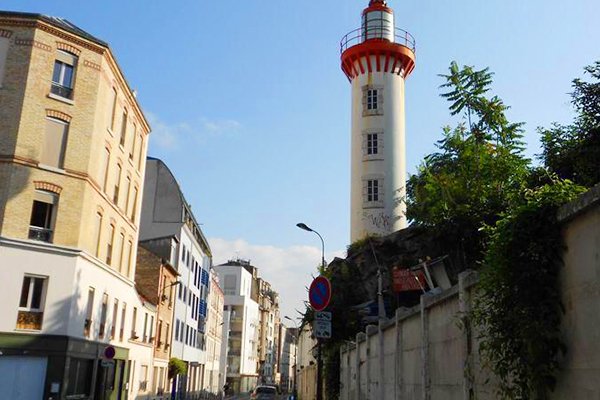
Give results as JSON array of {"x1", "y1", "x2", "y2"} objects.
[
  {"x1": 340, "y1": 23, "x2": 416, "y2": 54},
  {"x1": 50, "y1": 82, "x2": 74, "y2": 99},
  {"x1": 28, "y1": 226, "x2": 53, "y2": 243}
]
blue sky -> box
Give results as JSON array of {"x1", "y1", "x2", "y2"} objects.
[{"x1": 6, "y1": 0, "x2": 599, "y2": 318}]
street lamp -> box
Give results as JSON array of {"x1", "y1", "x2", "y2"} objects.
[
  {"x1": 284, "y1": 316, "x2": 299, "y2": 398},
  {"x1": 295, "y1": 223, "x2": 325, "y2": 400},
  {"x1": 296, "y1": 223, "x2": 325, "y2": 269}
]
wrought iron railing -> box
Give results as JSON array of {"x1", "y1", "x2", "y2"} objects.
[
  {"x1": 340, "y1": 24, "x2": 416, "y2": 54},
  {"x1": 29, "y1": 226, "x2": 53, "y2": 243},
  {"x1": 50, "y1": 82, "x2": 74, "y2": 99}
]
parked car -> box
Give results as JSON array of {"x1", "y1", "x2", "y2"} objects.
[{"x1": 251, "y1": 385, "x2": 278, "y2": 400}]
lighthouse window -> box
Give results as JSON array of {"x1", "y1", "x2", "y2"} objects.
[
  {"x1": 367, "y1": 180, "x2": 379, "y2": 202},
  {"x1": 367, "y1": 89, "x2": 378, "y2": 110},
  {"x1": 367, "y1": 134, "x2": 378, "y2": 155}
]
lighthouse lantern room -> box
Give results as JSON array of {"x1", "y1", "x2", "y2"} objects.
[{"x1": 340, "y1": 0, "x2": 416, "y2": 242}]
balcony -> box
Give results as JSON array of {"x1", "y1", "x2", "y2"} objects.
[
  {"x1": 28, "y1": 226, "x2": 53, "y2": 243},
  {"x1": 16, "y1": 311, "x2": 43, "y2": 330},
  {"x1": 50, "y1": 82, "x2": 74, "y2": 100},
  {"x1": 340, "y1": 23, "x2": 415, "y2": 54}
]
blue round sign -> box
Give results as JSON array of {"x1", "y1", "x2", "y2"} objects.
[{"x1": 309, "y1": 276, "x2": 332, "y2": 311}]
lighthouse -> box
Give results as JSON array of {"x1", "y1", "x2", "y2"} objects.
[{"x1": 341, "y1": 0, "x2": 416, "y2": 242}]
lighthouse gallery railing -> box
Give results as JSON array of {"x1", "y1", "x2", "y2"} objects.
[{"x1": 340, "y1": 24, "x2": 416, "y2": 54}]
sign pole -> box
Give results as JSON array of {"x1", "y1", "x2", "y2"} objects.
[{"x1": 317, "y1": 339, "x2": 323, "y2": 400}]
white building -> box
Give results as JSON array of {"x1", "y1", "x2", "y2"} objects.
[
  {"x1": 204, "y1": 269, "x2": 225, "y2": 394},
  {"x1": 341, "y1": 0, "x2": 416, "y2": 242},
  {"x1": 139, "y1": 157, "x2": 212, "y2": 397},
  {"x1": 215, "y1": 260, "x2": 261, "y2": 394}
]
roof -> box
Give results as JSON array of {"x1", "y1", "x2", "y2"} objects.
[{"x1": 0, "y1": 11, "x2": 108, "y2": 47}]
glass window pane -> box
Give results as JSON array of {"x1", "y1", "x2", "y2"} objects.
[
  {"x1": 52, "y1": 61, "x2": 62, "y2": 84},
  {"x1": 31, "y1": 278, "x2": 44, "y2": 309},
  {"x1": 30, "y1": 201, "x2": 52, "y2": 228},
  {"x1": 62, "y1": 64, "x2": 74, "y2": 88},
  {"x1": 19, "y1": 277, "x2": 31, "y2": 308}
]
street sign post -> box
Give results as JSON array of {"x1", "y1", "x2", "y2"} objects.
[
  {"x1": 313, "y1": 320, "x2": 331, "y2": 339},
  {"x1": 309, "y1": 276, "x2": 332, "y2": 312},
  {"x1": 103, "y1": 345, "x2": 116, "y2": 360},
  {"x1": 315, "y1": 311, "x2": 331, "y2": 321}
]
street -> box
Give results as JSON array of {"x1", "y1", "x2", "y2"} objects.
[{"x1": 226, "y1": 393, "x2": 291, "y2": 400}]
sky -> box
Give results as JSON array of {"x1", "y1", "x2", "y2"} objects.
[{"x1": 5, "y1": 0, "x2": 599, "y2": 321}]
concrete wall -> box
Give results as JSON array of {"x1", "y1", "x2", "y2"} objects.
[{"x1": 341, "y1": 187, "x2": 600, "y2": 400}]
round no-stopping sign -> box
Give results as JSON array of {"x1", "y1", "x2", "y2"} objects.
[
  {"x1": 309, "y1": 276, "x2": 332, "y2": 311},
  {"x1": 103, "y1": 345, "x2": 116, "y2": 360}
]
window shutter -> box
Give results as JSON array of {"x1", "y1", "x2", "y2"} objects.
[{"x1": 41, "y1": 118, "x2": 68, "y2": 168}]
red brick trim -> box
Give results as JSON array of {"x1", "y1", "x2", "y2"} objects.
[
  {"x1": 34, "y1": 181, "x2": 63, "y2": 194},
  {"x1": 15, "y1": 38, "x2": 51, "y2": 52},
  {"x1": 83, "y1": 59, "x2": 101, "y2": 71},
  {"x1": 46, "y1": 109, "x2": 72, "y2": 122},
  {"x1": 0, "y1": 29, "x2": 13, "y2": 38},
  {"x1": 56, "y1": 41, "x2": 81, "y2": 56}
]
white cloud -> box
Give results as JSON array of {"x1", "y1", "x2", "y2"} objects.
[
  {"x1": 209, "y1": 238, "x2": 344, "y2": 326},
  {"x1": 145, "y1": 112, "x2": 242, "y2": 150}
]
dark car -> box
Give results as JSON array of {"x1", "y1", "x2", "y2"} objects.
[{"x1": 251, "y1": 385, "x2": 278, "y2": 400}]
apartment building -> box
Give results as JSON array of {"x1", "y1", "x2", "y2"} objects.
[
  {"x1": 0, "y1": 11, "x2": 151, "y2": 400},
  {"x1": 257, "y1": 278, "x2": 280, "y2": 384},
  {"x1": 139, "y1": 157, "x2": 212, "y2": 398},
  {"x1": 204, "y1": 269, "x2": 224, "y2": 394},
  {"x1": 280, "y1": 326, "x2": 297, "y2": 393},
  {"x1": 297, "y1": 325, "x2": 318, "y2": 400},
  {"x1": 135, "y1": 238, "x2": 181, "y2": 399},
  {"x1": 215, "y1": 259, "x2": 260, "y2": 394}
]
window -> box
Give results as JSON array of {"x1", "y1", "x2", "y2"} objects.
[
  {"x1": 130, "y1": 187, "x2": 138, "y2": 221},
  {"x1": 16, "y1": 275, "x2": 47, "y2": 330},
  {"x1": 28, "y1": 190, "x2": 58, "y2": 243},
  {"x1": 165, "y1": 323, "x2": 170, "y2": 349},
  {"x1": 120, "y1": 303, "x2": 127, "y2": 341},
  {"x1": 117, "y1": 233, "x2": 125, "y2": 273},
  {"x1": 137, "y1": 136, "x2": 144, "y2": 170},
  {"x1": 40, "y1": 117, "x2": 69, "y2": 169},
  {"x1": 113, "y1": 164, "x2": 122, "y2": 205},
  {"x1": 367, "y1": 133, "x2": 379, "y2": 155},
  {"x1": 140, "y1": 365, "x2": 148, "y2": 391},
  {"x1": 367, "y1": 179, "x2": 379, "y2": 202},
  {"x1": 143, "y1": 313, "x2": 148, "y2": 342},
  {"x1": 106, "y1": 224, "x2": 115, "y2": 266},
  {"x1": 130, "y1": 124, "x2": 137, "y2": 161},
  {"x1": 66, "y1": 358, "x2": 93, "y2": 397},
  {"x1": 367, "y1": 89, "x2": 378, "y2": 110},
  {"x1": 120, "y1": 110, "x2": 128, "y2": 147},
  {"x1": 51, "y1": 50, "x2": 77, "y2": 99},
  {"x1": 126, "y1": 240, "x2": 133, "y2": 278},
  {"x1": 84, "y1": 288, "x2": 94, "y2": 337},
  {"x1": 175, "y1": 319, "x2": 180, "y2": 342},
  {"x1": 124, "y1": 176, "x2": 131, "y2": 213},
  {"x1": 149, "y1": 315, "x2": 154, "y2": 343},
  {"x1": 111, "y1": 299, "x2": 119, "y2": 339},
  {"x1": 99, "y1": 293, "x2": 108, "y2": 338},
  {"x1": 157, "y1": 320, "x2": 163, "y2": 347},
  {"x1": 101, "y1": 148, "x2": 110, "y2": 192},
  {"x1": 94, "y1": 213, "x2": 103, "y2": 257},
  {"x1": 0, "y1": 36, "x2": 9, "y2": 87},
  {"x1": 131, "y1": 307, "x2": 138, "y2": 339},
  {"x1": 108, "y1": 88, "x2": 117, "y2": 130}
]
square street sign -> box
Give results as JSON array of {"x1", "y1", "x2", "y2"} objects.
[
  {"x1": 315, "y1": 311, "x2": 332, "y2": 322},
  {"x1": 314, "y1": 320, "x2": 332, "y2": 339}
]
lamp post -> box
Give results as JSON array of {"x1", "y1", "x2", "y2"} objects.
[
  {"x1": 284, "y1": 316, "x2": 299, "y2": 399},
  {"x1": 296, "y1": 223, "x2": 325, "y2": 400}
]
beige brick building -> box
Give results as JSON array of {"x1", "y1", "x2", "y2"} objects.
[{"x1": 0, "y1": 11, "x2": 153, "y2": 400}]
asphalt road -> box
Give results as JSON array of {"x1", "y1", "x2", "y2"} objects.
[{"x1": 226, "y1": 393, "x2": 291, "y2": 400}]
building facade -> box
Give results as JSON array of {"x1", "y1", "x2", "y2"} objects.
[
  {"x1": 296, "y1": 325, "x2": 318, "y2": 400},
  {"x1": 204, "y1": 269, "x2": 224, "y2": 394},
  {"x1": 135, "y1": 239, "x2": 180, "y2": 399},
  {"x1": 139, "y1": 157, "x2": 212, "y2": 398},
  {"x1": 257, "y1": 278, "x2": 280, "y2": 385},
  {"x1": 341, "y1": 0, "x2": 416, "y2": 242},
  {"x1": 0, "y1": 11, "x2": 152, "y2": 400},
  {"x1": 215, "y1": 260, "x2": 260, "y2": 394}
]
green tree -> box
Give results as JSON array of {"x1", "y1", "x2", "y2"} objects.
[
  {"x1": 540, "y1": 61, "x2": 600, "y2": 187},
  {"x1": 407, "y1": 61, "x2": 529, "y2": 267}
]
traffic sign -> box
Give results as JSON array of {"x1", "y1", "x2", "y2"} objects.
[
  {"x1": 101, "y1": 360, "x2": 115, "y2": 367},
  {"x1": 315, "y1": 311, "x2": 332, "y2": 321},
  {"x1": 313, "y1": 320, "x2": 332, "y2": 339},
  {"x1": 309, "y1": 276, "x2": 332, "y2": 311},
  {"x1": 103, "y1": 345, "x2": 116, "y2": 360}
]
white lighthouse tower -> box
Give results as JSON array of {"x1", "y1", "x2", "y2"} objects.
[{"x1": 341, "y1": 0, "x2": 416, "y2": 242}]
